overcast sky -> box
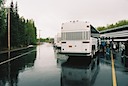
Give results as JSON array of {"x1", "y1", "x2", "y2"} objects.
[{"x1": 5, "y1": 0, "x2": 128, "y2": 38}]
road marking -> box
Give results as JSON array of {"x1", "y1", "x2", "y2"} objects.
[
  {"x1": 111, "y1": 50, "x2": 117, "y2": 86},
  {"x1": 0, "y1": 50, "x2": 36, "y2": 65}
]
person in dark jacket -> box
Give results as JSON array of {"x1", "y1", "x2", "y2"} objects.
[{"x1": 106, "y1": 45, "x2": 111, "y2": 60}]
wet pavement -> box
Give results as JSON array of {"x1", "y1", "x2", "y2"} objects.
[{"x1": 0, "y1": 43, "x2": 128, "y2": 86}]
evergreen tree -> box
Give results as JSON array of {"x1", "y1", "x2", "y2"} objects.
[
  {"x1": 0, "y1": 1, "x2": 37, "y2": 50},
  {"x1": 10, "y1": 1, "x2": 18, "y2": 47},
  {"x1": 0, "y1": 0, "x2": 7, "y2": 50}
]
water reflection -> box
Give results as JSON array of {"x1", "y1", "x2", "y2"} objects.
[
  {"x1": 60, "y1": 57, "x2": 100, "y2": 86},
  {"x1": 0, "y1": 51, "x2": 36, "y2": 86},
  {"x1": 54, "y1": 48, "x2": 68, "y2": 68}
]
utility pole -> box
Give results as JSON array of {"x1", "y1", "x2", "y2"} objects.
[
  {"x1": 39, "y1": 30, "x2": 41, "y2": 45},
  {"x1": 7, "y1": 8, "x2": 11, "y2": 85},
  {"x1": 8, "y1": 8, "x2": 10, "y2": 51},
  {"x1": 39, "y1": 30, "x2": 42, "y2": 45}
]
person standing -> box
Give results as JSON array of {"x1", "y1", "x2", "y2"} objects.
[
  {"x1": 101, "y1": 41, "x2": 106, "y2": 58},
  {"x1": 112, "y1": 42, "x2": 117, "y2": 59},
  {"x1": 121, "y1": 42, "x2": 125, "y2": 56},
  {"x1": 106, "y1": 45, "x2": 111, "y2": 60}
]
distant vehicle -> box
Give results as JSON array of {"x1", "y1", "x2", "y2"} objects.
[
  {"x1": 60, "y1": 21, "x2": 100, "y2": 58},
  {"x1": 27, "y1": 45, "x2": 34, "y2": 48},
  {"x1": 54, "y1": 33, "x2": 61, "y2": 50}
]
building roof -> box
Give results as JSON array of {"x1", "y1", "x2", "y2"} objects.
[{"x1": 99, "y1": 25, "x2": 128, "y2": 34}]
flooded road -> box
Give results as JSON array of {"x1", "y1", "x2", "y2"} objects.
[
  {"x1": 0, "y1": 43, "x2": 128, "y2": 86},
  {"x1": 0, "y1": 43, "x2": 61, "y2": 86}
]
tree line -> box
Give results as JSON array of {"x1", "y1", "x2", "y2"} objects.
[
  {"x1": 37, "y1": 38, "x2": 54, "y2": 43},
  {"x1": 0, "y1": 1, "x2": 37, "y2": 50},
  {"x1": 97, "y1": 20, "x2": 128, "y2": 31}
]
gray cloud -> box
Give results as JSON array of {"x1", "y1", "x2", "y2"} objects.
[{"x1": 6, "y1": 0, "x2": 128, "y2": 38}]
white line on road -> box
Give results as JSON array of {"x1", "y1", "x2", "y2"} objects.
[{"x1": 0, "y1": 50, "x2": 36, "y2": 65}]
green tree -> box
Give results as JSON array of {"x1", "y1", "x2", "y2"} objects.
[
  {"x1": 97, "y1": 20, "x2": 128, "y2": 31},
  {"x1": 0, "y1": 0, "x2": 5, "y2": 7},
  {"x1": 10, "y1": 1, "x2": 19, "y2": 47},
  {"x1": 25, "y1": 19, "x2": 37, "y2": 45},
  {"x1": 18, "y1": 17, "x2": 26, "y2": 46},
  {"x1": 0, "y1": 0, "x2": 7, "y2": 50},
  {"x1": 0, "y1": 1, "x2": 37, "y2": 50},
  {"x1": 97, "y1": 26, "x2": 106, "y2": 31}
]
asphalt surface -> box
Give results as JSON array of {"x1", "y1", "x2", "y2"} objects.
[{"x1": 0, "y1": 43, "x2": 128, "y2": 86}]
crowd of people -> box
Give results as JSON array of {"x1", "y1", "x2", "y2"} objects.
[{"x1": 100, "y1": 40, "x2": 126, "y2": 60}]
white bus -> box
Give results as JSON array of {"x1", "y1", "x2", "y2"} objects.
[
  {"x1": 60, "y1": 21, "x2": 100, "y2": 57},
  {"x1": 54, "y1": 33, "x2": 61, "y2": 49}
]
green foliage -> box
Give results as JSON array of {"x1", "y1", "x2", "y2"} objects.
[
  {"x1": 25, "y1": 19, "x2": 37, "y2": 45},
  {"x1": 0, "y1": 0, "x2": 5, "y2": 7},
  {"x1": 37, "y1": 38, "x2": 54, "y2": 43},
  {"x1": 97, "y1": 20, "x2": 128, "y2": 31},
  {"x1": 38, "y1": 38, "x2": 49, "y2": 42},
  {"x1": 96, "y1": 26, "x2": 106, "y2": 31},
  {"x1": 0, "y1": 1, "x2": 7, "y2": 50},
  {"x1": 0, "y1": 1, "x2": 37, "y2": 50}
]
